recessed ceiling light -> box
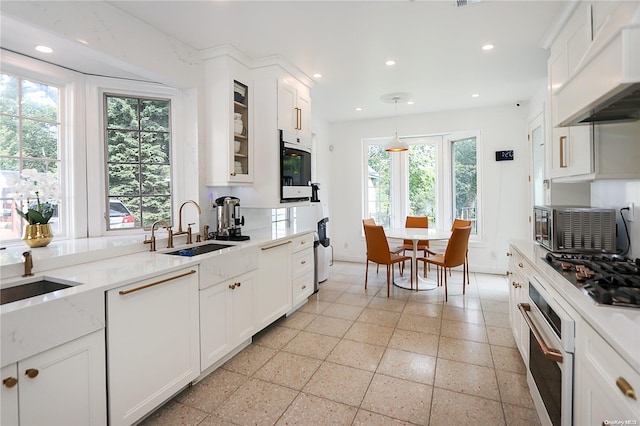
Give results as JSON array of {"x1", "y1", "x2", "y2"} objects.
[
  {"x1": 312, "y1": 73, "x2": 322, "y2": 78},
  {"x1": 482, "y1": 44, "x2": 494, "y2": 51},
  {"x1": 385, "y1": 60, "x2": 396, "y2": 66},
  {"x1": 355, "y1": 107, "x2": 363, "y2": 111},
  {"x1": 407, "y1": 100, "x2": 415, "y2": 105},
  {"x1": 472, "y1": 93, "x2": 480, "y2": 98},
  {"x1": 35, "y1": 45, "x2": 53, "y2": 54},
  {"x1": 76, "y1": 38, "x2": 89, "y2": 45}
]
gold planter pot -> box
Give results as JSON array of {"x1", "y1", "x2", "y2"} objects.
[{"x1": 22, "y1": 224, "x2": 54, "y2": 248}]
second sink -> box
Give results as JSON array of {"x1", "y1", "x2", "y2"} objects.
[{"x1": 163, "y1": 243, "x2": 233, "y2": 257}]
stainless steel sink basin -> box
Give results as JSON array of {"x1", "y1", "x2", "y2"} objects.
[
  {"x1": 1, "y1": 278, "x2": 74, "y2": 305},
  {"x1": 163, "y1": 243, "x2": 233, "y2": 257}
]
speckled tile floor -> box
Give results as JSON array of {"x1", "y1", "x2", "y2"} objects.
[{"x1": 140, "y1": 261, "x2": 541, "y2": 426}]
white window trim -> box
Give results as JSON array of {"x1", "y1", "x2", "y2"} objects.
[
  {"x1": 85, "y1": 76, "x2": 195, "y2": 236},
  {"x1": 362, "y1": 131, "x2": 481, "y2": 238},
  {"x1": 1, "y1": 51, "x2": 86, "y2": 242}
]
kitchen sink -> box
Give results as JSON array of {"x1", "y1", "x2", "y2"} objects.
[
  {"x1": 1, "y1": 278, "x2": 75, "y2": 306},
  {"x1": 163, "y1": 243, "x2": 233, "y2": 257}
]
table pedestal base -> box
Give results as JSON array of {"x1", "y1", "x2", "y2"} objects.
[{"x1": 393, "y1": 274, "x2": 438, "y2": 291}]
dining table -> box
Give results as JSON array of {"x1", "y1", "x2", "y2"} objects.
[{"x1": 385, "y1": 227, "x2": 452, "y2": 291}]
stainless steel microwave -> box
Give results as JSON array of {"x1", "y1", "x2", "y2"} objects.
[
  {"x1": 533, "y1": 205, "x2": 616, "y2": 253},
  {"x1": 280, "y1": 130, "x2": 312, "y2": 202}
]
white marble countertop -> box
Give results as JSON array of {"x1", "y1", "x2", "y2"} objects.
[
  {"x1": 0, "y1": 224, "x2": 313, "y2": 366},
  {"x1": 510, "y1": 240, "x2": 640, "y2": 373}
]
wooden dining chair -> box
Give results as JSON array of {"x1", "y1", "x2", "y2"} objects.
[
  {"x1": 363, "y1": 224, "x2": 412, "y2": 296},
  {"x1": 426, "y1": 218, "x2": 471, "y2": 283},
  {"x1": 416, "y1": 225, "x2": 471, "y2": 301}
]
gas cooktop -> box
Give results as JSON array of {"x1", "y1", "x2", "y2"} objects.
[{"x1": 543, "y1": 253, "x2": 640, "y2": 309}]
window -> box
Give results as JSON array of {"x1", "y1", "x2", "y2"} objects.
[
  {"x1": 0, "y1": 73, "x2": 63, "y2": 241},
  {"x1": 104, "y1": 94, "x2": 172, "y2": 230},
  {"x1": 364, "y1": 132, "x2": 479, "y2": 235}
]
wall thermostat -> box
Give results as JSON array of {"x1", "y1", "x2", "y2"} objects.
[{"x1": 495, "y1": 150, "x2": 514, "y2": 161}]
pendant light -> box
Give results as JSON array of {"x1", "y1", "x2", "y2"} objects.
[{"x1": 381, "y1": 92, "x2": 411, "y2": 152}]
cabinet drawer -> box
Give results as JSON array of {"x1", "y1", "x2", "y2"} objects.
[
  {"x1": 292, "y1": 248, "x2": 313, "y2": 278},
  {"x1": 578, "y1": 323, "x2": 640, "y2": 416},
  {"x1": 509, "y1": 250, "x2": 534, "y2": 280},
  {"x1": 291, "y1": 233, "x2": 313, "y2": 253},
  {"x1": 292, "y1": 271, "x2": 314, "y2": 307}
]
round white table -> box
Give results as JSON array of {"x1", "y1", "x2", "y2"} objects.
[{"x1": 385, "y1": 227, "x2": 451, "y2": 291}]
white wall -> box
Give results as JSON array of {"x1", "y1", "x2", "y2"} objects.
[{"x1": 323, "y1": 104, "x2": 531, "y2": 274}]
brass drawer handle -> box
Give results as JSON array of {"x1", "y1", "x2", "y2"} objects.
[
  {"x1": 518, "y1": 303, "x2": 563, "y2": 363},
  {"x1": 25, "y1": 369, "x2": 39, "y2": 379},
  {"x1": 3, "y1": 377, "x2": 17, "y2": 388},
  {"x1": 119, "y1": 270, "x2": 197, "y2": 295},
  {"x1": 301, "y1": 260, "x2": 306, "y2": 264},
  {"x1": 261, "y1": 241, "x2": 292, "y2": 251},
  {"x1": 507, "y1": 252, "x2": 513, "y2": 257},
  {"x1": 512, "y1": 281, "x2": 521, "y2": 289},
  {"x1": 301, "y1": 285, "x2": 307, "y2": 290},
  {"x1": 229, "y1": 283, "x2": 236, "y2": 290},
  {"x1": 616, "y1": 377, "x2": 637, "y2": 400},
  {"x1": 518, "y1": 262, "x2": 524, "y2": 268}
]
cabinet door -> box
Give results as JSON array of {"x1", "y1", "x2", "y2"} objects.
[
  {"x1": 19, "y1": 330, "x2": 106, "y2": 426},
  {"x1": 1, "y1": 364, "x2": 18, "y2": 426},
  {"x1": 277, "y1": 81, "x2": 298, "y2": 134},
  {"x1": 549, "y1": 125, "x2": 593, "y2": 179},
  {"x1": 200, "y1": 281, "x2": 233, "y2": 372},
  {"x1": 255, "y1": 241, "x2": 292, "y2": 331},
  {"x1": 107, "y1": 268, "x2": 199, "y2": 426},
  {"x1": 296, "y1": 90, "x2": 311, "y2": 140},
  {"x1": 230, "y1": 271, "x2": 255, "y2": 344},
  {"x1": 230, "y1": 80, "x2": 253, "y2": 183},
  {"x1": 292, "y1": 272, "x2": 314, "y2": 309}
]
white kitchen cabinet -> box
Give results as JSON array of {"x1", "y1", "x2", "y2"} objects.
[
  {"x1": 278, "y1": 77, "x2": 311, "y2": 141},
  {"x1": 107, "y1": 268, "x2": 199, "y2": 426},
  {"x1": 254, "y1": 240, "x2": 292, "y2": 331},
  {"x1": 549, "y1": 121, "x2": 640, "y2": 182},
  {"x1": 290, "y1": 232, "x2": 314, "y2": 312},
  {"x1": 574, "y1": 319, "x2": 640, "y2": 425},
  {"x1": 204, "y1": 54, "x2": 253, "y2": 185},
  {"x1": 199, "y1": 270, "x2": 255, "y2": 372},
  {"x1": 1, "y1": 330, "x2": 106, "y2": 426},
  {"x1": 507, "y1": 249, "x2": 530, "y2": 363},
  {"x1": 548, "y1": 124, "x2": 593, "y2": 179}
]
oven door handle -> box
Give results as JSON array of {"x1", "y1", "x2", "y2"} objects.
[{"x1": 518, "y1": 303, "x2": 564, "y2": 363}]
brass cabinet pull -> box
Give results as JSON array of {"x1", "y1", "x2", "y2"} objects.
[
  {"x1": 616, "y1": 377, "x2": 637, "y2": 400},
  {"x1": 518, "y1": 303, "x2": 563, "y2": 363},
  {"x1": 25, "y1": 369, "x2": 39, "y2": 379},
  {"x1": 295, "y1": 107, "x2": 302, "y2": 130},
  {"x1": 506, "y1": 252, "x2": 513, "y2": 257},
  {"x1": 506, "y1": 271, "x2": 512, "y2": 276},
  {"x1": 119, "y1": 269, "x2": 197, "y2": 295},
  {"x1": 301, "y1": 260, "x2": 306, "y2": 265},
  {"x1": 229, "y1": 283, "x2": 236, "y2": 290},
  {"x1": 3, "y1": 377, "x2": 17, "y2": 388},
  {"x1": 559, "y1": 135, "x2": 568, "y2": 168},
  {"x1": 301, "y1": 285, "x2": 307, "y2": 290},
  {"x1": 512, "y1": 281, "x2": 521, "y2": 289},
  {"x1": 236, "y1": 282, "x2": 241, "y2": 288},
  {"x1": 261, "y1": 240, "x2": 292, "y2": 251},
  {"x1": 518, "y1": 262, "x2": 524, "y2": 268},
  {"x1": 300, "y1": 240, "x2": 306, "y2": 245},
  {"x1": 230, "y1": 172, "x2": 236, "y2": 176}
]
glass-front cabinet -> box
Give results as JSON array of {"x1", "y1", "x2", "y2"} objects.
[{"x1": 232, "y1": 80, "x2": 250, "y2": 181}]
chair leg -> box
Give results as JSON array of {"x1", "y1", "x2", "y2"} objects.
[
  {"x1": 444, "y1": 270, "x2": 448, "y2": 302},
  {"x1": 365, "y1": 260, "x2": 369, "y2": 289},
  {"x1": 386, "y1": 265, "x2": 391, "y2": 297},
  {"x1": 462, "y1": 261, "x2": 466, "y2": 295}
]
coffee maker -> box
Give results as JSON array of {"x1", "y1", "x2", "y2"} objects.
[{"x1": 212, "y1": 196, "x2": 250, "y2": 241}]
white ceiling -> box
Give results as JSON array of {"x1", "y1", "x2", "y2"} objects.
[{"x1": 2, "y1": 1, "x2": 570, "y2": 123}]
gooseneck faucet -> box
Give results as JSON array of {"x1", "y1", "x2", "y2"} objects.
[
  {"x1": 22, "y1": 251, "x2": 33, "y2": 277},
  {"x1": 175, "y1": 200, "x2": 201, "y2": 245},
  {"x1": 144, "y1": 220, "x2": 173, "y2": 252}
]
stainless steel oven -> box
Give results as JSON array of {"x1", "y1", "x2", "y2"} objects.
[{"x1": 519, "y1": 277, "x2": 575, "y2": 426}]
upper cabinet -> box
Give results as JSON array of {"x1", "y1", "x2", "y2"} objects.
[
  {"x1": 203, "y1": 55, "x2": 254, "y2": 186},
  {"x1": 278, "y1": 77, "x2": 311, "y2": 142}
]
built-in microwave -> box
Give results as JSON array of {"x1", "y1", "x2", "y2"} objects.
[{"x1": 280, "y1": 130, "x2": 312, "y2": 202}]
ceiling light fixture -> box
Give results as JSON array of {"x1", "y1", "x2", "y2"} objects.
[
  {"x1": 385, "y1": 60, "x2": 396, "y2": 66},
  {"x1": 355, "y1": 107, "x2": 363, "y2": 111},
  {"x1": 381, "y1": 92, "x2": 411, "y2": 152},
  {"x1": 312, "y1": 73, "x2": 322, "y2": 78},
  {"x1": 482, "y1": 43, "x2": 494, "y2": 51},
  {"x1": 35, "y1": 45, "x2": 53, "y2": 54},
  {"x1": 472, "y1": 93, "x2": 480, "y2": 98}
]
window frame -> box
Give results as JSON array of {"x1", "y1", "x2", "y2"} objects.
[
  {"x1": 0, "y1": 52, "x2": 82, "y2": 242},
  {"x1": 363, "y1": 130, "x2": 481, "y2": 238},
  {"x1": 86, "y1": 77, "x2": 181, "y2": 236}
]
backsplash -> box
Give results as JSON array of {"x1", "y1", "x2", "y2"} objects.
[{"x1": 591, "y1": 179, "x2": 640, "y2": 259}]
